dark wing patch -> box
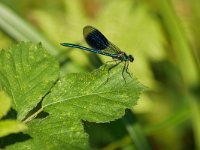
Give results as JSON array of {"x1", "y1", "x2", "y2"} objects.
[{"x1": 83, "y1": 26, "x2": 109, "y2": 50}]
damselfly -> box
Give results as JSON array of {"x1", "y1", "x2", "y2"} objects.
[{"x1": 61, "y1": 25, "x2": 134, "y2": 82}]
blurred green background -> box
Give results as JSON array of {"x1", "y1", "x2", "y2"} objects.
[{"x1": 0, "y1": 0, "x2": 199, "y2": 149}]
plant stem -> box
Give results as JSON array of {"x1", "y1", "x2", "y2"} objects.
[
  {"x1": 150, "y1": 0, "x2": 200, "y2": 149},
  {"x1": 0, "y1": 2, "x2": 59, "y2": 57},
  {"x1": 122, "y1": 109, "x2": 152, "y2": 150},
  {"x1": 23, "y1": 107, "x2": 43, "y2": 124}
]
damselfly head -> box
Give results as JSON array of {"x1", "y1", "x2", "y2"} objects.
[{"x1": 129, "y1": 55, "x2": 134, "y2": 62}]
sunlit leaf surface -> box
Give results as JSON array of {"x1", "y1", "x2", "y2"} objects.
[
  {"x1": 0, "y1": 91, "x2": 11, "y2": 118},
  {"x1": 0, "y1": 42, "x2": 144, "y2": 149},
  {"x1": 0, "y1": 42, "x2": 59, "y2": 120}
]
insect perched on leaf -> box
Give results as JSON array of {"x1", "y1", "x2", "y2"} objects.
[{"x1": 61, "y1": 25, "x2": 134, "y2": 82}]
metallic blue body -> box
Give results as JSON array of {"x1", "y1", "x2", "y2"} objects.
[{"x1": 60, "y1": 43, "x2": 118, "y2": 58}]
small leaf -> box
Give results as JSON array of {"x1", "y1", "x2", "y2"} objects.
[
  {"x1": 0, "y1": 92, "x2": 27, "y2": 138},
  {"x1": 7, "y1": 115, "x2": 89, "y2": 150},
  {"x1": 0, "y1": 91, "x2": 11, "y2": 118},
  {"x1": 0, "y1": 42, "x2": 59, "y2": 120},
  {"x1": 0, "y1": 120, "x2": 27, "y2": 138}
]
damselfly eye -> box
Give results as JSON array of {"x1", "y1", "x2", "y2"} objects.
[{"x1": 129, "y1": 55, "x2": 134, "y2": 62}]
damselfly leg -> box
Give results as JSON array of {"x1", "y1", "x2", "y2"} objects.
[
  {"x1": 125, "y1": 62, "x2": 132, "y2": 78},
  {"x1": 103, "y1": 59, "x2": 119, "y2": 70},
  {"x1": 106, "y1": 61, "x2": 122, "y2": 82},
  {"x1": 122, "y1": 62, "x2": 127, "y2": 83}
]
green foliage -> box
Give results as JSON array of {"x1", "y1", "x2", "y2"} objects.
[
  {"x1": 0, "y1": 91, "x2": 27, "y2": 138},
  {"x1": 0, "y1": 42, "x2": 59, "y2": 120},
  {"x1": 0, "y1": 2, "x2": 60, "y2": 56},
  {"x1": 0, "y1": 0, "x2": 199, "y2": 149},
  {"x1": 0, "y1": 91, "x2": 10, "y2": 118},
  {"x1": 0, "y1": 42, "x2": 144, "y2": 149}
]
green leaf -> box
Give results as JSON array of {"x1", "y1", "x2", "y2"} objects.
[
  {"x1": 43, "y1": 66, "x2": 144, "y2": 123},
  {"x1": 0, "y1": 91, "x2": 11, "y2": 118},
  {"x1": 0, "y1": 91, "x2": 27, "y2": 138},
  {"x1": 0, "y1": 42, "x2": 59, "y2": 120},
  {"x1": 0, "y1": 42, "x2": 144, "y2": 149},
  {"x1": 8, "y1": 115, "x2": 89, "y2": 150},
  {"x1": 0, "y1": 120, "x2": 27, "y2": 138},
  {"x1": 8, "y1": 65, "x2": 144, "y2": 150}
]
